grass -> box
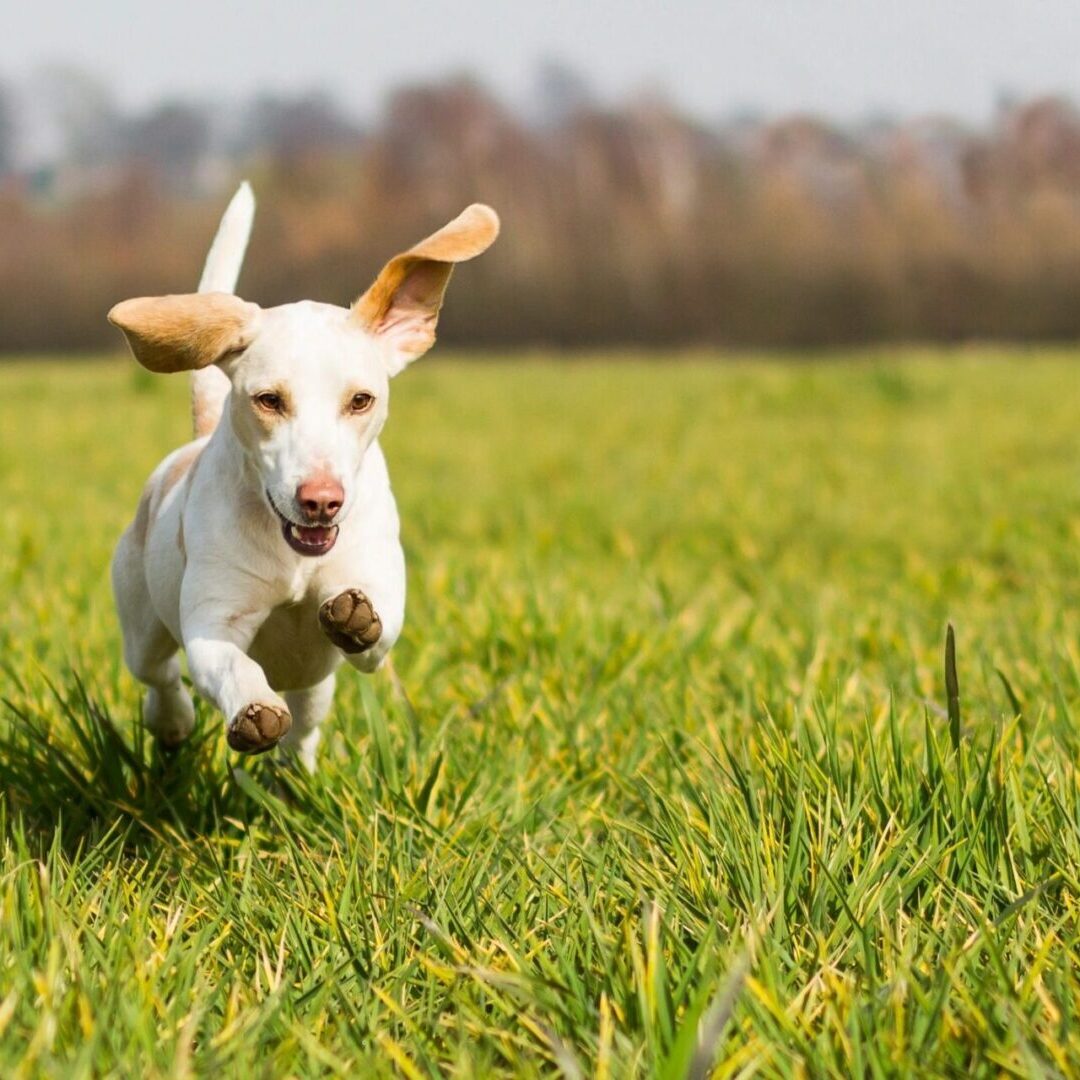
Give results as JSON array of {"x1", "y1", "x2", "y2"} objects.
[{"x1": 2, "y1": 348, "x2": 1080, "y2": 1076}]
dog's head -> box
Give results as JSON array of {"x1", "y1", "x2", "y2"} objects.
[{"x1": 109, "y1": 204, "x2": 498, "y2": 556}]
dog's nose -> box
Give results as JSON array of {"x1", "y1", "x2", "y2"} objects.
[{"x1": 296, "y1": 478, "x2": 344, "y2": 522}]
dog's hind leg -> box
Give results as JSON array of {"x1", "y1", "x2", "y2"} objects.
[
  {"x1": 278, "y1": 675, "x2": 336, "y2": 772},
  {"x1": 112, "y1": 526, "x2": 195, "y2": 748}
]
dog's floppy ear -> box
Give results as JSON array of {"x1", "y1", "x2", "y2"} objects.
[
  {"x1": 352, "y1": 204, "x2": 499, "y2": 376},
  {"x1": 108, "y1": 293, "x2": 260, "y2": 373}
]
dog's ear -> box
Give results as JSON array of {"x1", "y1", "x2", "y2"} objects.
[
  {"x1": 353, "y1": 204, "x2": 499, "y2": 376},
  {"x1": 108, "y1": 293, "x2": 260, "y2": 373}
]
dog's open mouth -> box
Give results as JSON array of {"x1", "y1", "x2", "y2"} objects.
[
  {"x1": 282, "y1": 521, "x2": 338, "y2": 556},
  {"x1": 267, "y1": 493, "x2": 339, "y2": 556}
]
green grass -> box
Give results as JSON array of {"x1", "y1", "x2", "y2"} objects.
[{"x1": 3, "y1": 348, "x2": 1080, "y2": 1076}]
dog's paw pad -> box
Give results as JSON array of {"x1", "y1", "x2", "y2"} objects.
[
  {"x1": 319, "y1": 588, "x2": 383, "y2": 654},
  {"x1": 228, "y1": 703, "x2": 291, "y2": 754}
]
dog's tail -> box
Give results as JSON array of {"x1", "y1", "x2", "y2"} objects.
[{"x1": 191, "y1": 181, "x2": 256, "y2": 438}]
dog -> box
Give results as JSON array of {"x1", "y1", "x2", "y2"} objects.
[{"x1": 108, "y1": 184, "x2": 499, "y2": 769}]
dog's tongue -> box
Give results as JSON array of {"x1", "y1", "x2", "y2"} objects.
[{"x1": 298, "y1": 525, "x2": 333, "y2": 544}]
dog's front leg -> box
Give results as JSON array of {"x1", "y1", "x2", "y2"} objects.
[
  {"x1": 182, "y1": 588, "x2": 291, "y2": 754},
  {"x1": 317, "y1": 527, "x2": 406, "y2": 674},
  {"x1": 318, "y1": 577, "x2": 404, "y2": 674}
]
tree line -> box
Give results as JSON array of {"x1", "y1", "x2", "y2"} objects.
[{"x1": 2, "y1": 69, "x2": 1080, "y2": 350}]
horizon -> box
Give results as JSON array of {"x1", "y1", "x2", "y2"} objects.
[
  {"x1": 5, "y1": 59, "x2": 1079, "y2": 174},
  {"x1": 6, "y1": 1, "x2": 1080, "y2": 130}
]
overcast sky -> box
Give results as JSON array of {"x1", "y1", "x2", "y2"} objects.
[{"x1": 5, "y1": 0, "x2": 1080, "y2": 124}]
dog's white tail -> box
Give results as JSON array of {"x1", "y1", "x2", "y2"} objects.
[{"x1": 192, "y1": 182, "x2": 256, "y2": 438}]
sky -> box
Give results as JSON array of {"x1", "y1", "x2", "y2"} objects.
[{"x1": 5, "y1": 0, "x2": 1080, "y2": 125}]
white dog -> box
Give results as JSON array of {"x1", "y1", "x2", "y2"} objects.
[{"x1": 109, "y1": 184, "x2": 499, "y2": 768}]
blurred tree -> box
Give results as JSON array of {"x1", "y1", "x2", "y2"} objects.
[
  {"x1": 36, "y1": 65, "x2": 123, "y2": 172},
  {"x1": 246, "y1": 92, "x2": 361, "y2": 160},
  {"x1": 532, "y1": 60, "x2": 594, "y2": 127},
  {"x1": 125, "y1": 101, "x2": 211, "y2": 189},
  {"x1": 0, "y1": 81, "x2": 14, "y2": 175}
]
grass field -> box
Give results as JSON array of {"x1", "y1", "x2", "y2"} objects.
[{"x1": 4, "y1": 349, "x2": 1080, "y2": 1077}]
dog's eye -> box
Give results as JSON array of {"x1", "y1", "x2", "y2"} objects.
[
  {"x1": 350, "y1": 392, "x2": 375, "y2": 414},
  {"x1": 254, "y1": 392, "x2": 285, "y2": 413}
]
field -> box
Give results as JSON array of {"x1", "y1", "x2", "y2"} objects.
[{"x1": 4, "y1": 349, "x2": 1080, "y2": 1077}]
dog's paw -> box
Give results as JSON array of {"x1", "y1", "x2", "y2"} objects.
[
  {"x1": 319, "y1": 588, "x2": 383, "y2": 654},
  {"x1": 227, "y1": 703, "x2": 292, "y2": 754}
]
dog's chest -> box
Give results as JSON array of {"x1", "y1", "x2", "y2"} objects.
[
  {"x1": 275, "y1": 553, "x2": 336, "y2": 607},
  {"x1": 249, "y1": 597, "x2": 339, "y2": 692},
  {"x1": 243, "y1": 560, "x2": 346, "y2": 690}
]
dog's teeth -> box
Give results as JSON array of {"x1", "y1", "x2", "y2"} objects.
[{"x1": 290, "y1": 525, "x2": 303, "y2": 540}]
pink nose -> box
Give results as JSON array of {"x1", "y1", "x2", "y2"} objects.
[{"x1": 296, "y1": 478, "x2": 344, "y2": 523}]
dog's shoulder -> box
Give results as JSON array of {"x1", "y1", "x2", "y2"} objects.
[
  {"x1": 159, "y1": 439, "x2": 208, "y2": 503},
  {"x1": 128, "y1": 438, "x2": 210, "y2": 548}
]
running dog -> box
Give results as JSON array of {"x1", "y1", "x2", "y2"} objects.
[{"x1": 109, "y1": 184, "x2": 499, "y2": 768}]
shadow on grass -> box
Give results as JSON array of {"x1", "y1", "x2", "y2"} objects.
[{"x1": 0, "y1": 668, "x2": 309, "y2": 852}]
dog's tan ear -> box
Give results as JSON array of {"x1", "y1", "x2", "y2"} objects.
[
  {"x1": 353, "y1": 204, "x2": 499, "y2": 375},
  {"x1": 108, "y1": 293, "x2": 260, "y2": 373}
]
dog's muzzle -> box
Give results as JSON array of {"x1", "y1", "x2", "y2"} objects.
[{"x1": 267, "y1": 492, "x2": 340, "y2": 556}]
